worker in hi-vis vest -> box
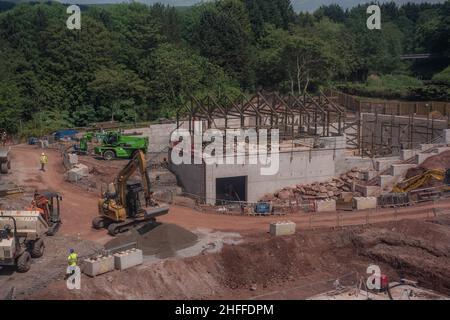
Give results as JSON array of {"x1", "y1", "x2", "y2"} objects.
[
  {"x1": 67, "y1": 248, "x2": 78, "y2": 267},
  {"x1": 40, "y1": 152, "x2": 48, "y2": 172}
]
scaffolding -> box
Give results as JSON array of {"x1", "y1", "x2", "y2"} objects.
[{"x1": 176, "y1": 91, "x2": 345, "y2": 142}]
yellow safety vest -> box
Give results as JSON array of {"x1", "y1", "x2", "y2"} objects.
[
  {"x1": 68, "y1": 253, "x2": 78, "y2": 266},
  {"x1": 40, "y1": 155, "x2": 48, "y2": 164}
]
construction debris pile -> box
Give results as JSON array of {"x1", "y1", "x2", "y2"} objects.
[{"x1": 261, "y1": 168, "x2": 364, "y2": 203}]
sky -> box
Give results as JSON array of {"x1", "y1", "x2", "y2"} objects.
[{"x1": 12, "y1": 0, "x2": 448, "y2": 12}]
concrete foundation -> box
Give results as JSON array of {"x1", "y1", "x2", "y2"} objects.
[
  {"x1": 353, "y1": 197, "x2": 377, "y2": 210},
  {"x1": 114, "y1": 248, "x2": 143, "y2": 271},
  {"x1": 82, "y1": 255, "x2": 114, "y2": 277},
  {"x1": 269, "y1": 221, "x2": 296, "y2": 236}
]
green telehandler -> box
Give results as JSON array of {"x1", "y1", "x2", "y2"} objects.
[{"x1": 94, "y1": 131, "x2": 148, "y2": 160}]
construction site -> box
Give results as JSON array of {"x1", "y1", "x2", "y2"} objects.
[{"x1": 1, "y1": 91, "x2": 450, "y2": 301}]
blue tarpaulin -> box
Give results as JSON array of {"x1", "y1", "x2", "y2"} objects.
[{"x1": 53, "y1": 129, "x2": 78, "y2": 140}]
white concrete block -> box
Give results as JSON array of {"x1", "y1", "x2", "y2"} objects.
[
  {"x1": 420, "y1": 144, "x2": 435, "y2": 151},
  {"x1": 416, "y1": 152, "x2": 438, "y2": 164},
  {"x1": 436, "y1": 147, "x2": 450, "y2": 154},
  {"x1": 315, "y1": 199, "x2": 336, "y2": 212},
  {"x1": 67, "y1": 163, "x2": 89, "y2": 182},
  {"x1": 83, "y1": 255, "x2": 114, "y2": 277},
  {"x1": 114, "y1": 248, "x2": 143, "y2": 270},
  {"x1": 269, "y1": 221, "x2": 296, "y2": 236},
  {"x1": 375, "y1": 158, "x2": 399, "y2": 172},
  {"x1": 379, "y1": 175, "x2": 399, "y2": 191},
  {"x1": 353, "y1": 197, "x2": 377, "y2": 210},
  {"x1": 354, "y1": 184, "x2": 381, "y2": 197},
  {"x1": 68, "y1": 153, "x2": 78, "y2": 165},
  {"x1": 400, "y1": 149, "x2": 419, "y2": 161}
]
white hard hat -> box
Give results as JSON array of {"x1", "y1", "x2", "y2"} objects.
[{"x1": 41, "y1": 152, "x2": 45, "y2": 156}]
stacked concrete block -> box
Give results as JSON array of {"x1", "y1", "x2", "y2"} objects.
[
  {"x1": 83, "y1": 255, "x2": 114, "y2": 277},
  {"x1": 67, "y1": 163, "x2": 89, "y2": 182},
  {"x1": 400, "y1": 149, "x2": 419, "y2": 161},
  {"x1": 315, "y1": 199, "x2": 336, "y2": 212},
  {"x1": 375, "y1": 157, "x2": 400, "y2": 172},
  {"x1": 416, "y1": 152, "x2": 437, "y2": 164},
  {"x1": 353, "y1": 197, "x2": 377, "y2": 210},
  {"x1": 114, "y1": 248, "x2": 143, "y2": 271},
  {"x1": 269, "y1": 221, "x2": 296, "y2": 236},
  {"x1": 68, "y1": 153, "x2": 79, "y2": 166},
  {"x1": 420, "y1": 144, "x2": 435, "y2": 151}
]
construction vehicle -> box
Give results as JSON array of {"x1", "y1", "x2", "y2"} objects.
[
  {"x1": 94, "y1": 131, "x2": 148, "y2": 161},
  {"x1": 0, "y1": 148, "x2": 10, "y2": 174},
  {"x1": 29, "y1": 191, "x2": 63, "y2": 236},
  {"x1": 92, "y1": 150, "x2": 169, "y2": 235},
  {"x1": 0, "y1": 128, "x2": 10, "y2": 174},
  {"x1": 0, "y1": 211, "x2": 51, "y2": 272},
  {"x1": 392, "y1": 169, "x2": 448, "y2": 193}
]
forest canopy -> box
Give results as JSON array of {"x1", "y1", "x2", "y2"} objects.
[{"x1": 0, "y1": 0, "x2": 449, "y2": 135}]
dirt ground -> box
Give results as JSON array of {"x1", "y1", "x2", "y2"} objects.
[{"x1": 1, "y1": 144, "x2": 450, "y2": 300}]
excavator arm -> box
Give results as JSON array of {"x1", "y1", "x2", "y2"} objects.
[
  {"x1": 116, "y1": 150, "x2": 152, "y2": 207},
  {"x1": 392, "y1": 169, "x2": 445, "y2": 193}
]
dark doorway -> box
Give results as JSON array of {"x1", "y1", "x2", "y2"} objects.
[{"x1": 216, "y1": 176, "x2": 247, "y2": 204}]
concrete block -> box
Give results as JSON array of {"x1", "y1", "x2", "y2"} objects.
[
  {"x1": 443, "y1": 129, "x2": 450, "y2": 144},
  {"x1": 436, "y1": 147, "x2": 450, "y2": 154},
  {"x1": 420, "y1": 144, "x2": 435, "y2": 151},
  {"x1": 67, "y1": 163, "x2": 88, "y2": 182},
  {"x1": 390, "y1": 164, "x2": 416, "y2": 176},
  {"x1": 83, "y1": 255, "x2": 114, "y2": 277},
  {"x1": 354, "y1": 184, "x2": 381, "y2": 197},
  {"x1": 353, "y1": 197, "x2": 377, "y2": 210},
  {"x1": 269, "y1": 221, "x2": 296, "y2": 236},
  {"x1": 361, "y1": 170, "x2": 378, "y2": 181},
  {"x1": 379, "y1": 175, "x2": 399, "y2": 192},
  {"x1": 400, "y1": 149, "x2": 419, "y2": 161},
  {"x1": 315, "y1": 199, "x2": 336, "y2": 212},
  {"x1": 416, "y1": 151, "x2": 438, "y2": 164},
  {"x1": 375, "y1": 157, "x2": 399, "y2": 172},
  {"x1": 68, "y1": 153, "x2": 78, "y2": 165},
  {"x1": 114, "y1": 248, "x2": 143, "y2": 270}
]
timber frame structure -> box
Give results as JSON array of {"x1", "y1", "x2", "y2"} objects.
[{"x1": 176, "y1": 92, "x2": 345, "y2": 141}]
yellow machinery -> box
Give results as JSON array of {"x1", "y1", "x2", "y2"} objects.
[
  {"x1": 92, "y1": 150, "x2": 169, "y2": 235},
  {"x1": 392, "y1": 169, "x2": 446, "y2": 193}
]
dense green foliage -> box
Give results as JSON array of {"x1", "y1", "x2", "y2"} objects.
[{"x1": 0, "y1": 0, "x2": 448, "y2": 135}]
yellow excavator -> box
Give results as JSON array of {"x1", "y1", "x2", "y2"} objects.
[
  {"x1": 92, "y1": 150, "x2": 169, "y2": 235},
  {"x1": 392, "y1": 169, "x2": 450, "y2": 193}
]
